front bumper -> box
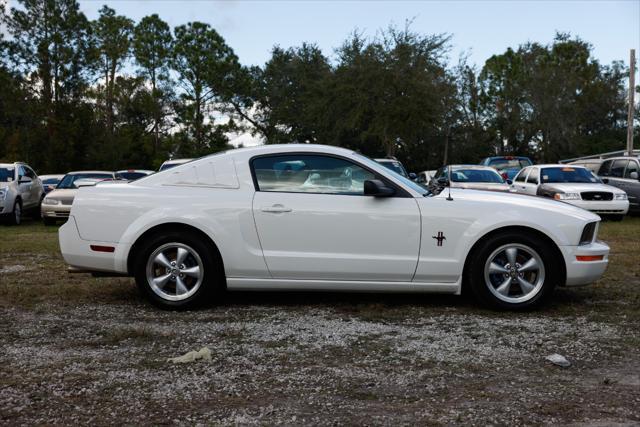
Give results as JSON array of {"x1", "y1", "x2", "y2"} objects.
[
  {"x1": 560, "y1": 240, "x2": 610, "y2": 286},
  {"x1": 59, "y1": 216, "x2": 130, "y2": 274},
  {"x1": 567, "y1": 199, "x2": 629, "y2": 215},
  {"x1": 41, "y1": 203, "x2": 71, "y2": 219}
]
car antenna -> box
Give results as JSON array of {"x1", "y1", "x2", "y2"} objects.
[{"x1": 446, "y1": 165, "x2": 453, "y2": 201}]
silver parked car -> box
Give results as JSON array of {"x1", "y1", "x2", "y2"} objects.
[
  {"x1": 0, "y1": 162, "x2": 45, "y2": 225},
  {"x1": 597, "y1": 157, "x2": 640, "y2": 214},
  {"x1": 428, "y1": 165, "x2": 511, "y2": 194}
]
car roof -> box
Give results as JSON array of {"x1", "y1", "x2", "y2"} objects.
[
  {"x1": 65, "y1": 171, "x2": 114, "y2": 175},
  {"x1": 39, "y1": 174, "x2": 65, "y2": 179},
  {"x1": 601, "y1": 156, "x2": 640, "y2": 161},
  {"x1": 449, "y1": 164, "x2": 497, "y2": 170},
  {"x1": 535, "y1": 164, "x2": 588, "y2": 169},
  {"x1": 116, "y1": 169, "x2": 154, "y2": 173}
]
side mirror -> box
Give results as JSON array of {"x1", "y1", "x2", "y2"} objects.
[
  {"x1": 506, "y1": 179, "x2": 513, "y2": 185},
  {"x1": 602, "y1": 178, "x2": 609, "y2": 184},
  {"x1": 19, "y1": 176, "x2": 32, "y2": 184},
  {"x1": 437, "y1": 177, "x2": 449, "y2": 187},
  {"x1": 630, "y1": 171, "x2": 639, "y2": 180},
  {"x1": 409, "y1": 172, "x2": 417, "y2": 180},
  {"x1": 364, "y1": 179, "x2": 395, "y2": 197}
]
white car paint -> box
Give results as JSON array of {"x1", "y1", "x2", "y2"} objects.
[
  {"x1": 511, "y1": 165, "x2": 629, "y2": 215},
  {"x1": 59, "y1": 144, "x2": 609, "y2": 303}
]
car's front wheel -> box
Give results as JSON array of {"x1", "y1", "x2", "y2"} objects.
[
  {"x1": 133, "y1": 231, "x2": 223, "y2": 310},
  {"x1": 467, "y1": 232, "x2": 561, "y2": 310},
  {"x1": 9, "y1": 200, "x2": 22, "y2": 226}
]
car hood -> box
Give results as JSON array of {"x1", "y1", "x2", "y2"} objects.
[
  {"x1": 435, "y1": 187, "x2": 600, "y2": 222},
  {"x1": 46, "y1": 188, "x2": 78, "y2": 204},
  {"x1": 540, "y1": 183, "x2": 625, "y2": 194},
  {"x1": 451, "y1": 182, "x2": 510, "y2": 191}
]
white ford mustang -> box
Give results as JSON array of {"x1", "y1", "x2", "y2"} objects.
[{"x1": 59, "y1": 144, "x2": 610, "y2": 310}]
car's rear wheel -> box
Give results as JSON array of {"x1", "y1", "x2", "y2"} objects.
[
  {"x1": 133, "y1": 231, "x2": 223, "y2": 310},
  {"x1": 9, "y1": 200, "x2": 21, "y2": 226},
  {"x1": 467, "y1": 232, "x2": 560, "y2": 310}
]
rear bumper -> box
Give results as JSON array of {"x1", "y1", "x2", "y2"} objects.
[
  {"x1": 59, "y1": 216, "x2": 129, "y2": 274},
  {"x1": 560, "y1": 241, "x2": 609, "y2": 286},
  {"x1": 568, "y1": 199, "x2": 629, "y2": 215}
]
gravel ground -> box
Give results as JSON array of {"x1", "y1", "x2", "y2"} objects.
[{"x1": 1, "y1": 220, "x2": 639, "y2": 425}]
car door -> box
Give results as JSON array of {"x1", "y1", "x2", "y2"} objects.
[
  {"x1": 16, "y1": 166, "x2": 33, "y2": 208},
  {"x1": 251, "y1": 153, "x2": 421, "y2": 282},
  {"x1": 24, "y1": 166, "x2": 41, "y2": 208},
  {"x1": 523, "y1": 167, "x2": 540, "y2": 195},
  {"x1": 511, "y1": 167, "x2": 530, "y2": 193},
  {"x1": 621, "y1": 159, "x2": 640, "y2": 209}
]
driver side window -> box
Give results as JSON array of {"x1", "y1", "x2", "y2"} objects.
[
  {"x1": 526, "y1": 168, "x2": 539, "y2": 184},
  {"x1": 515, "y1": 168, "x2": 528, "y2": 183},
  {"x1": 252, "y1": 154, "x2": 376, "y2": 195}
]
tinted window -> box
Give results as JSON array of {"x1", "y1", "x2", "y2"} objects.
[
  {"x1": 57, "y1": 173, "x2": 113, "y2": 189},
  {"x1": 541, "y1": 167, "x2": 598, "y2": 183},
  {"x1": 526, "y1": 168, "x2": 539, "y2": 184},
  {"x1": 23, "y1": 166, "x2": 36, "y2": 179},
  {"x1": 117, "y1": 172, "x2": 149, "y2": 180},
  {"x1": 252, "y1": 155, "x2": 375, "y2": 195},
  {"x1": 488, "y1": 158, "x2": 532, "y2": 170},
  {"x1": 451, "y1": 169, "x2": 504, "y2": 183},
  {"x1": 598, "y1": 160, "x2": 612, "y2": 176},
  {"x1": 377, "y1": 160, "x2": 408, "y2": 177},
  {"x1": 42, "y1": 178, "x2": 60, "y2": 185},
  {"x1": 515, "y1": 168, "x2": 528, "y2": 182},
  {"x1": 625, "y1": 161, "x2": 639, "y2": 179},
  {"x1": 609, "y1": 160, "x2": 628, "y2": 178},
  {"x1": 0, "y1": 167, "x2": 15, "y2": 182}
]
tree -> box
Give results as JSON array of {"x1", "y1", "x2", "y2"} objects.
[
  {"x1": 171, "y1": 22, "x2": 238, "y2": 155},
  {"x1": 133, "y1": 14, "x2": 173, "y2": 157},
  {"x1": 0, "y1": 0, "x2": 93, "y2": 171},
  {"x1": 479, "y1": 34, "x2": 628, "y2": 162},
  {"x1": 93, "y1": 5, "x2": 134, "y2": 137},
  {"x1": 329, "y1": 26, "x2": 453, "y2": 166}
]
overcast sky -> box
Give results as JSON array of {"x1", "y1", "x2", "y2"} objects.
[{"x1": 74, "y1": 0, "x2": 640, "y2": 68}]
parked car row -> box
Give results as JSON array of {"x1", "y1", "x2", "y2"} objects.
[
  {"x1": 400, "y1": 154, "x2": 639, "y2": 220},
  {"x1": 0, "y1": 162, "x2": 163, "y2": 226}
]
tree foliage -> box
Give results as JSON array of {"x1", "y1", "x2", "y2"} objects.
[{"x1": 0, "y1": 2, "x2": 636, "y2": 175}]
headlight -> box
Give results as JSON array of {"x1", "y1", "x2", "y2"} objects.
[
  {"x1": 42, "y1": 197, "x2": 60, "y2": 205},
  {"x1": 614, "y1": 193, "x2": 628, "y2": 200},
  {"x1": 0, "y1": 190, "x2": 6, "y2": 200},
  {"x1": 579, "y1": 222, "x2": 598, "y2": 245},
  {"x1": 554, "y1": 192, "x2": 581, "y2": 200}
]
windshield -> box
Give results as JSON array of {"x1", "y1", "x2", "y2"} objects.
[
  {"x1": 117, "y1": 172, "x2": 149, "y2": 180},
  {"x1": 57, "y1": 173, "x2": 113, "y2": 189},
  {"x1": 355, "y1": 153, "x2": 428, "y2": 196},
  {"x1": 541, "y1": 167, "x2": 598, "y2": 184},
  {"x1": 451, "y1": 169, "x2": 504, "y2": 183},
  {"x1": 42, "y1": 178, "x2": 60, "y2": 186},
  {"x1": 489, "y1": 158, "x2": 532, "y2": 170},
  {"x1": 0, "y1": 167, "x2": 15, "y2": 182},
  {"x1": 377, "y1": 160, "x2": 408, "y2": 178}
]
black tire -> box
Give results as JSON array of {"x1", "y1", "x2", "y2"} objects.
[
  {"x1": 9, "y1": 200, "x2": 22, "y2": 226},
  {"x1": 133, "y1": 231, "x2": 224, "y2": 310},
  {"x1": 466, "y1": 231, "x2": 561, "y2": 310},
  {"x1": 31, "y1": 196, "x2": 45, "y2": 219},
  {"x1": 43, "y1": 217, "x2": 57, "y2": 226}
]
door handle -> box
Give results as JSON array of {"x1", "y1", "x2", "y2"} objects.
[{"x1": 261, "y1": 204, "x2": 292, "y2": 213}]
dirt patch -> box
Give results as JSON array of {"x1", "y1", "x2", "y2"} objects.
[{"x1": 0, "y1": 220, "x2": 639, "y2": 424}]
